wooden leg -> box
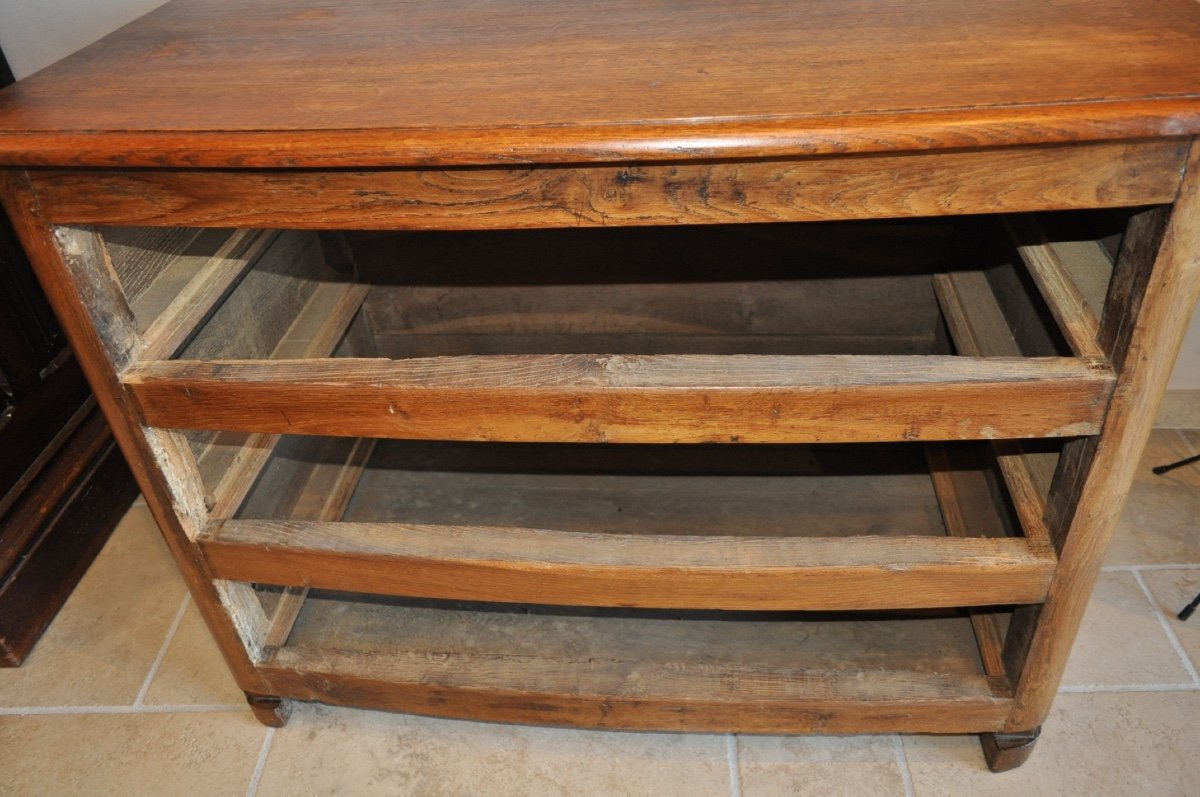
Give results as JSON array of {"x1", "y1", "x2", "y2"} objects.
[
  {"x1": 245, "y1": 692, "x2": 292, "y2": 728},
  {"x1": 979, "y1": 727, "x2": 1040, "y2": 772}
]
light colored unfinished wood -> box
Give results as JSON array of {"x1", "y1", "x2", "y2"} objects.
[
  {"x1": 24, "y1": 140, "x2": 1187, "y2": 229},
  {"x1": 102, "y1": 227, "x2": 216, "y2": 308},
  {"x1": 137, "y1": 229, "x2": 280, "y2": 360},
  {"x1": 1052, "y1": 241, "x2": 1114, "y2": 318},
  {"x1": 925, "y1": 444, "x2": 1013, "y2": 680},
  {"x1": 260, "y1": 591, "x2": 1010, "y2": 733},
  {"x1": 205, "y1": 283, "x2": 369, "y2": 520},
  {"x1": 201, "y1": 518, "x2": 1054, "y2": 611},
  {"x1": 1005, "y1": 215, "x2": 1105, "y2": 359},
  {"x1": 124, "y1": 354, "x2": 1115, "y2": 444},
  {"x1": 263, "y1": 588, "x2": 309, "y2": 652},
  {"x1": 933, "y1": 272, "x2": 1064, "y2": 499}
]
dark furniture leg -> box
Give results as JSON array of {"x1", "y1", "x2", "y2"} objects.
[
  {"x1": 980, "y1": 727, "x2": 1041, "y2": 772},
  {"x1": 245, "y1": 692, "x2": 293, "y2": 727}
]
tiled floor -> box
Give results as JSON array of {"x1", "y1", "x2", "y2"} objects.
[{"x1": 2, "y1": 430, "x2": 1198, "y2": 796}]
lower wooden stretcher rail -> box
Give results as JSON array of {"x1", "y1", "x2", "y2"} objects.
[
  {"x1": 251, "y1": 590, "x2": 1015, "y2": 734},
  {"x1": 199, "y1": 519, "x2": 1054, "y2": 611}
]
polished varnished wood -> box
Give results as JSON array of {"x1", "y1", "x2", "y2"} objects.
[
  {"x1": 123, "y1": 354, "x2": 1114, "y2": 444},
  {"x1": 28, "y1": 141, "x2": 1187, "y2": 229},
  {"x1": 1, "y1": 0, "x2": 1200, "y2": 167}
]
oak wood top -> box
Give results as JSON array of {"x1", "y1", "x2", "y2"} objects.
[{"x1": 1, "y1": 0, "x2": 1199, "y2": 167}]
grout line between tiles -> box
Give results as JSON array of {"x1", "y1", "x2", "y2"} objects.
[
  {"x1": 245, "y1": 727, "x2": 275, "y2": 797},
  {"x1": 1174, "y1": 428, "x2": 1199, "y2": 457},
  {"x1": 892, "y1": 735, "x2": 916, "y2": 797},
  {"x1": 1057, "y1": 683, "x2": 1200, "y2": 694},
  {"x1": 725, "y1": 734, "x2": 742, "y2": 797},
  {"x1": 0, "y1": 703, "x2": 247, "y2": 716},
  {"x1": 134, "y1": 592, "x2": 192, "y2": 707},
  {"x1": 1132, "y1": 568, "x2": 1200, "y2": 685},
  {"x1": 1102, "y1": 564, "x2": 1200, "y2": 572}
]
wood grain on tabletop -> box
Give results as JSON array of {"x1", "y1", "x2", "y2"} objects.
[{"x1": 0, "y1": 0, "x2": 1198, "y2": 167}]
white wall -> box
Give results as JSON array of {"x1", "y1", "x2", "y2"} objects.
[
  {"x1": 1, "y1": 0, "x2": 1199, "y2": 388},
  {"x1": 1171, "y1": 302, "x2": 1200, "y2": 390},
  {"x1": 0, "y1": 0, "x2": 168, "y2": 79}
]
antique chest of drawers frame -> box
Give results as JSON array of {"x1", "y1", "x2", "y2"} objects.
[{"x1": 2, "y1": 0, "x2": 1200, "y2": 772}]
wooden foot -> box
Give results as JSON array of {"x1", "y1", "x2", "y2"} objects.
[
  {"x1": 979, "y1": 727, "x2": 1041, "y2": 772},
  {"x1": 245, "y1": 692, "x2": 292, "y2": 727}
]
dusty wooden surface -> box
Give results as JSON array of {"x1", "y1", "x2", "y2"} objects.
[{"x1": 260, "y1": 591, "x2": 1009, "y2": 733}]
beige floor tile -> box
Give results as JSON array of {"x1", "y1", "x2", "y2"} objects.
[
  {"x1": 142, "y1": 600, "x2": 245, "y2": 706},
  {"x1": 1060, "y1": 571, "x2": 1194, "y2": 687},
  {"x1": 903, "y1": 691, "x2": 1200, "y2": 797},
  {"x1": 0, "y1": 711, "x2": 266, "y2": 796},
  {"x1": 736, "y1": 734, "x2": 904, "y2": 796},
  {"x1": 255, "y1": 704, "x2": 731, "y2": 797},
  {"x1": 1139, "y1": 568, "x2": 1200, "y2": 678},
  {"x1": 0, "y1": 506, "x2": 187, "y2": 707},
  {"x1": 1105, "y1": 430, "x2": 1200, "y2": 566}
]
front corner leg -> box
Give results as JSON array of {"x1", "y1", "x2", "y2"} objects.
[
  {"x1": 245, "y1": 691, "x2": 292, "y2": 727},
  {"x1": 979, "y1": 727, "x2": 1041, "y2": 772}
]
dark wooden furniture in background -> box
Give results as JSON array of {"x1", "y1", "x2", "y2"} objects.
[
  {"x1": 1, "y1": 0, "x2": 1199, "y2": 771},
  {"x1": 0, "y1": 48, "x2": 137, "y2": 666}
]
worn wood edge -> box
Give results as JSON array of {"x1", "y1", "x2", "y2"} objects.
[
  {"x1": 923, "y1": 444, "x2": 1011, "y2": 680},
  {"x1": 1004, "y1": 215, "x2": 1105, "y2": 359},
  {"x1": 124, "y1": 353, "x2": 1114, "y2": 443},
  {"x1": 200, "y1": 521, "x2": 1054, "y2": 611},
  {"x1": 991, "y1": 444, "x2": 1054, "y2": 554},
  {"x1": 205, "y1": 283, "x2": 369, "y2": 520},
  {"x1": 262, "y1": 588, "x2": 310, "y2": 653},
  {"x1": 138, "y1": 229, "x2": 281, "y2": 361},
  {"x1": 0, "y1": 101, "x2": 1197, "y2": 168},
  {"x1": 933, "y1": 272, "x2": 1071, "y2": 543},
  {"x1": 258, "y1": 437, "x2": 377, "y2": 656},
  {"x1": 259, "y1": 652, "x2": 1011, "y2": 734}
]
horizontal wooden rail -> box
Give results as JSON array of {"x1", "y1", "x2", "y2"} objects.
[
  {"x1": 125, "y1": 354, "x2": 1115, "y2": 443},
  {"x1": 261, "y1": 650, "x2": 1012, "y2": 734},
  {"x1": 27, "y1": 140, "x2": 1188, "y2": 229},
  {"x1": 203, "y1": 283, "x2": 370, "y2": 520},
  {"x1": 926, "y1": 443, "x2": 1026, "y2": 681},
  {"x1": 261, "y1": 436, "x2": 376, "y2": 656},
  {"x1": 200, "y1": 519, "x2": 1056, "y2": 610},
  {"x1": 934, "y1": 271, "x2": 1076, "y2": 503}
]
